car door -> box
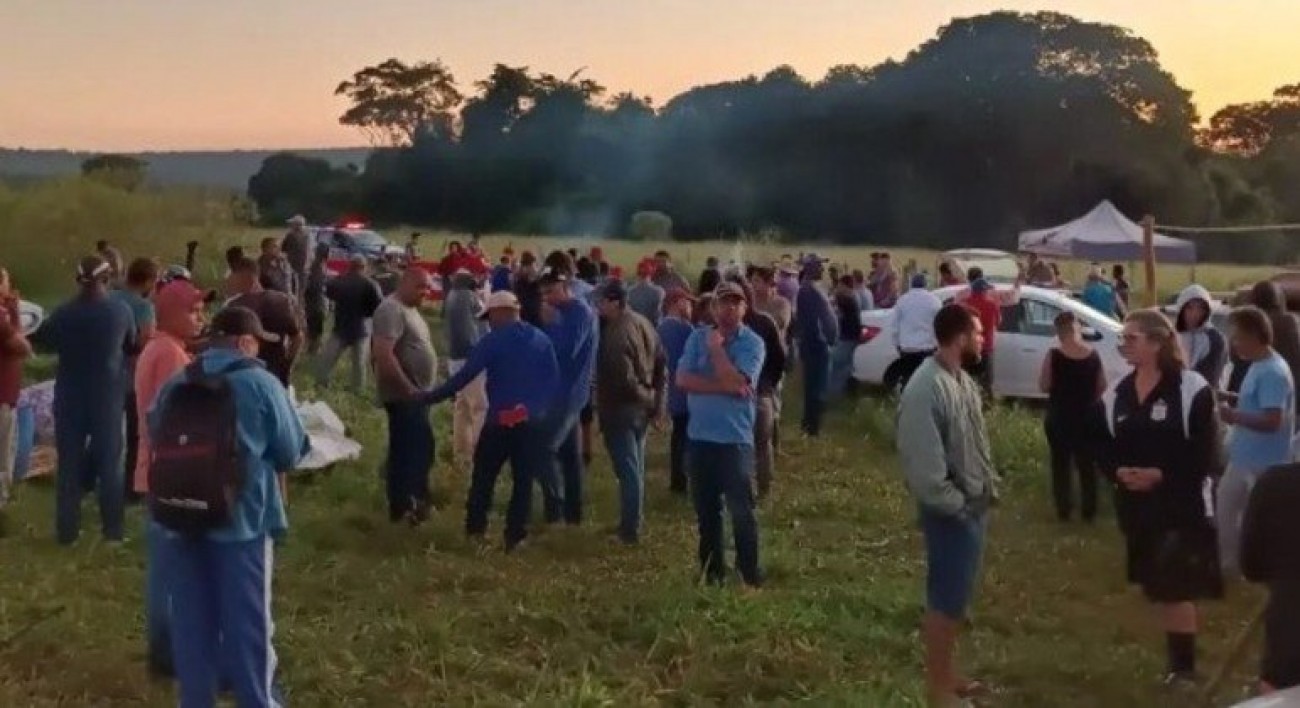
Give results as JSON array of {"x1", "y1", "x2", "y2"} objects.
[{"x1": 994, "y1": 296, "x2": 1063, "y2": 399}]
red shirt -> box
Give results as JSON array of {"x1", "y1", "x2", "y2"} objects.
[
  {"x1": 0, "y1": 306, "x2": 25, "y2": 407},
  {"x1": 965, "y1": 293, "x2": 1001, "y2": 354}
]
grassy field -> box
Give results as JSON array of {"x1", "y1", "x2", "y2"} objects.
[
  {"x1": 0, "y1": 184, "x2": 1281, "y2": 705},
  {"x1": 0, "y1": 345, "x2": 1268, "y2": 707}
]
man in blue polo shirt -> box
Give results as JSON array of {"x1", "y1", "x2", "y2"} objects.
[
  {"x1": 422, "y1": 290, "x2": 559, "y2": 551},
  {"x1": 676, "y1": 282, "x2": 766, "y2": 589}
]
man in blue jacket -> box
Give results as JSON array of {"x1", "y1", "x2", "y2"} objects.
[
  {"x1": 422, "y1": 290, "x2": 559, "y2": 551},
  {"x1": 150, "y1": 307, "x2": 308, "y2": 708},
  {"x1": 794, "y1": 255, "x2": 837, "y2": 437},
  {"x1": 538, "y1": 260, "x2": 598, "y2": 525}
]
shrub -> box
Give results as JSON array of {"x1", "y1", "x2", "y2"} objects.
[{"x1": 628, "y1": 211, "x2": 673, "y2": 241}]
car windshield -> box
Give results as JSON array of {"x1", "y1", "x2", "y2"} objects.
[
  {"x1": 955, "y1": 258, "x2": 1019, "y2": 283},
  {"x1": 343, "y1": 230, "x2": 387, "y2": 248}
]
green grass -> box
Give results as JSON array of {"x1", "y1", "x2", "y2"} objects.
[{"x1": 0, "y1": 370, "x2": 1267, "y2": 706}]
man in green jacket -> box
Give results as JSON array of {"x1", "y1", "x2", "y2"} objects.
[{"x1": 896, "y1": 304, "x2": 998, "y2": 707}]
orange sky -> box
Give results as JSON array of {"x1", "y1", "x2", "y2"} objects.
[{"x1": 2, "y1": 0, "x2": 1296, "y2": 151}]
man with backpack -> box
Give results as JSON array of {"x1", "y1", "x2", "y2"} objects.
[{"x1": 149, "y1": 306, "x2": 307, "y2": 708}]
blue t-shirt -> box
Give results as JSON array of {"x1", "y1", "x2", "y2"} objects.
[
  {"x1": 680, "y1": 325, "x2": 766, "y2": 445},
  {"x1": 544, "y1": 298, "x2": 598, "y2": 416},
  {"x1": 1229, "y1": 352, "x2": 1295, "y2": 471},
  {"x1": 428, "y1": 320, "x2": 560, "y2": 419},
  {"x1": 490, "y1": 265, "x2": 513, "y2": 293},
  {"x1": 149, "y1": 348, "x2": 308, "y2": 543},
  {"x1": 1081, "y1": 282, "x2": 1118, "y2": 317},
  {"x1": 46, "y1": 294, "x2": 134, "y2": 408},
  {"x1": 110, "y1": 288, "x2": 156, "y2": 333},
  {"x1": 657, "y1": 317, "x2": 696, "y2": 417}
]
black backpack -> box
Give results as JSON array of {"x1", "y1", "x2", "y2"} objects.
[{"x1": 148, "y1": 359, "x2": 255, "y2": 535}]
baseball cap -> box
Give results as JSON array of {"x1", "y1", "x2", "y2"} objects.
[
  {"x1": 155, "y1": 280, "x2": 206, "y2": 318},
  {"x1": 480, "y1": 290, "x2": 521, "y2": 319},
  {"x1": 211, "y1": 306, "x2": 280, "y2": 343},
  {"x1": 714, "y1": 282, "x2": 747, "y2": 302},
  {"x1": 970, "y1": 277, "x2": 992, "y2": 293},
  {"x1": 538, "y1": 266, "x2": 569, "y2": 285},
  {"x1": 910, "y1": 273, "x2": 928, "y2": 289},
  {"x1": 602, "y1": 279, "x2": 628, "y2": 302},
  {"x1": 286, "y1": 215, "x2": 307, "y2": 227},
  {"x1": 664, "y1": 288, "x2": 697, "y2": 308},
  {"x1": 800, "y1": 253, "x2": 829, "y2": 267}
]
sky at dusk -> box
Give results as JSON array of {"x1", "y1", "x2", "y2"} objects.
[{"x1": 3, "y1": 0, "x2": 1298, "y2": 151}]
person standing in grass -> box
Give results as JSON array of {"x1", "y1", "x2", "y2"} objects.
[
  {"x1": 112, "y1": 257, "x2": 159, "y2": 503},
  {"x1": 896, "y1": 304, "x2": 997, "y2": 707},
  {"x1": 658, "y1": 289, "x2": 698, "y2": 496},
  {"x1": 1216, "y1": 307, "x2": 1294, "y2": 575},
  {"x1": 302, "y1": 243, "x2": 330, "y2": 355},
  {"x1": 891, "y1": 273, "x2": 942, "y2": 392},
  {"x1": 538, "y1": 262, "x2": 598, "y2": 525},
  {"x1": 795, "y1": 255, "x2": 836, "y2": 436},
  {"x1": 421, "y1": 290, "x2": 559, "y2": 552},
  {"x1": 1038, "y1": 311, "x2": 1106, "y2": 522},
  {"x1": 46, "y1": 256, "x2": 135, "y2": 545},
  {"x1": 316, "y1": 255, "x2": 383, "y2": 392},
  {"x1": 442, "y1": 269, "x2": 487, "y2": 471},
  {"x1": 372, "y1": 268, "x2": 437, "y2": 526},
  {"x1": 1173, "y1": 284, "x2": 1226, "y2": 387},
  {"x1": 0, "y1": 267, "x2": 33, "y2": 531},
  {"x1": 133, "y1": 279, "x2": 207, "y2": 677},
  {"x1": 151, "y1": 306, "x2": 307, "y2": 708},
  {"x1": 257, "y1": 237, "x2": 295, "y2": 296},
  {"x1": 226, "y1": 257, "x2": 303, "y2": 389},
  {"x1": 628, "y1": 259, "x2": 666, "y2": 327},
  {"x1": 1244, "y1": 282, "x2": 1300, "y2": 411},
  {"x1": 282, "y1": 215, "x2": 312, "y2": 300},
  {"x1": 595, "y1": 280, "x2": 667, "y2": 545},
  {"x1": 676, "y1": 282, "x2": 766, "y2": 589},
  {"x1": 1091, "y1": 309, "x2": 1223, "y2": 690},
  {"x1": 1241, "y1": 460, "x2": 1300, "y2": 695},
  {"x1": 829, "y1": 274, "x2": 862, "y2": 401},
  {"x1": 513, "y1": 251, "x2": 543, "y2": 328},
  {"x1": 727, "y1": 275, "x2": 785, "y2": 499}
]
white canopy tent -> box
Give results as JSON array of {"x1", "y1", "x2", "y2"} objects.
[{"x1": 1017, "y1": 200, "x2": 1197, "y2": 264}]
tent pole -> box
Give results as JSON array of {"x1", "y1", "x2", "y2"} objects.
[{"x1": 1142, "y1": 215, "x2": 1157, "y2": 309}]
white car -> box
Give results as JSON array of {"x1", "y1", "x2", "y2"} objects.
[
  {"x1": 18, "y1": 299, "x2": 44, "y2": 336},
  {"x1": 852, "y1": 284, "x2": 1130, "y2": 399},
  {"x1": 939, "y1": 248, "x2": 1021, "y2": 284}
]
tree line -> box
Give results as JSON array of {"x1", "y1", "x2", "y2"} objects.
[{"x1": 241, "y1": 11, "x2": 1300, "y2": 262}]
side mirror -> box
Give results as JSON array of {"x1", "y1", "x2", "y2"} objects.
[{"x1": 1081, "y1": 326, "x2": 1103, "y2": 343}]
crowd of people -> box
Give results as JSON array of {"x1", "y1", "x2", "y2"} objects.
[{"x1": 2, "y1": 224, "x2": 1300, "y2": 706}]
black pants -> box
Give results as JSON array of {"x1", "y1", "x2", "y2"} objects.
[
  {"x1": 895, "y1": 350, "x2": 933, "y2": 392},
  {"x1": 467, "y1": 422, "x2": 541, "y2": 545},
  {"x1": 123, "y1": 389, "x2": 139, "y2": 502},
  {"x1": 383, "y1": 401, "x2": 434, "y2": 521},
  {"x1": 1045, "y1": 412, "x2": 1097, "y2": 521},
  {"x1": 670, "y1": 414, "x2": 690, "y2": 494}
]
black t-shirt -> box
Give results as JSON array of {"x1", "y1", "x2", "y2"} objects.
[
  {"x1": 228, "y1": 290, "x2": 301, "y2": 386},
  {"x1": 514, "y1": 276, "x2": 543, "y2": 328},
  {"x1": 326, "y1": 273, "x2": 383, "y2": 343},
  {"x1": 744, "y1": 311, "x2": 786, "y2": 394},
  {"x1": 834, "y1": 291, "x2": 862, "y2": 342}
]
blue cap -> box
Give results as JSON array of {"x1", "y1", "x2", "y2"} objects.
[
  {"x1": 970, "y1": 277, "x2": 992, "y2": 293},
  {"x1": 910, "y1": 273, "x2": 927, "y2": 289},
  {"x1": 602, "y1": 279, "x2": 628, "y2": 302}
]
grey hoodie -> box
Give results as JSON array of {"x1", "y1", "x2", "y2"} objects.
[
  {"x1": 1175, "y1": 284, "x2": 1226, "y2": 387},
  {"x1": 443, "y1": 273, "x2": 485, "y2": 360}
]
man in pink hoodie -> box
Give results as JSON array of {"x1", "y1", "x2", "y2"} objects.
[{"x1": 133, "y1": 279, "x2": 206, "y2": 676}]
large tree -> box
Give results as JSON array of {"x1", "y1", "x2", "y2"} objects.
[
  {"x1": 335, "y1": 58, "x2": 463, "y2": 147},
  {"x1": 81, "y1": 154, "x2": 148, "y2": 192}
]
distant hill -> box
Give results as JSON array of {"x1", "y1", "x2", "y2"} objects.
[{"x1": 0, "y1": 147, "x2": 372, "y2": 191}]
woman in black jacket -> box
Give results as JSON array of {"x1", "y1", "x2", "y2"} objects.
[{"x1": 1092, "y1": 309, "x2": 1223, "y2": 688}]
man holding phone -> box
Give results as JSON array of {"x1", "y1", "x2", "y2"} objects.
[{"x1": 1217, "y1": 306, "x2": 1295, "y2": 575}]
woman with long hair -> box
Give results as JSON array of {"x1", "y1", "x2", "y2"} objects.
[
  {"x1": 1092, "y1": 309, "x2": 1223, "y2": 688},
  {"x1": 1039, "y1": 311, "x2": 1105, "y2": 522}
]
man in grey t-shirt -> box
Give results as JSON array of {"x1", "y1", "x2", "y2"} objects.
[
  {"x1": 627, "y1": 272, "x2": 665, "y2": 327},
  {"x1": 371, "y1": 268, "x2": 437, "y2": 525},
  {"x1": 442, "y1": 270, "x2": 488, "y2": 467}
]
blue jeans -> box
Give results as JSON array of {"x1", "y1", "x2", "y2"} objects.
[
  {"x1": 159, "y1": 534, "x2": 281, "y2": 708},
  {"x1": 146, "y1": 517, "x2": 174, "y2": 674},
  {"x1": 54, "y1": 396, "x2": 125, "y2": 544},
  {"x1": 800, "y1": 344, "x2": 830, "y2": 436},
  {"x1": 689, "y1": 441, "x2": 762, "y2": 586},
  {"x1": 467, "y1": 421, "x2": 541, "y2": 546},
  {"x1": 540, "y1": 411, "x2": 584, "y2": 524},
  {"x1": 383, "y1": 401, "x2": 434, "y2": 521},
  {"x1": 920, "y1": 508, "x2": 987, "y2": 620},
  {"x1": 600, "y1": 407, "x2": 649, "y2": 542},
  {"x1": 829, "y1": 340, "x2": 857, "y2": 401}
]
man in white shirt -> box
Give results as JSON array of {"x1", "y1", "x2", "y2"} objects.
[{"x1": 892, "y1": 273, "x2": 943, "y2": 391}]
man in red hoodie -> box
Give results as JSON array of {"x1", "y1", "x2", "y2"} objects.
[{"x1": 963, "y1": 278, "x2": 1000, "y2": 392}]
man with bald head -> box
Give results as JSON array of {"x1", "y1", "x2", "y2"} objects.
[{"x1": 372, "y1": 267, "x2": 438, "y2": 525}]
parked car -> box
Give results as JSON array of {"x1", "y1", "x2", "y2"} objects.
[
  {"x1": 18, "y1": 299, "x2": 44, "y2": 336},
  {"x1": 938, "y1": 248, "x2": 1021, "y2": 284},
  {"x1": 852, "y1": 284, "x2": 1130, "y2": 399},
  {"x1": 311, "y1": 223, "x2": 405, "y2": 273}
]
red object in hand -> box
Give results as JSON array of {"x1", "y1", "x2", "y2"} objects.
[{"x1": 497, "y1": 404, "x2": 529, "y2": 428}]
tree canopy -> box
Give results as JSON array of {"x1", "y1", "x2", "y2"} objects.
[{"x1": 248, "y1": 11, "x2": 1300, "y2": 262}]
